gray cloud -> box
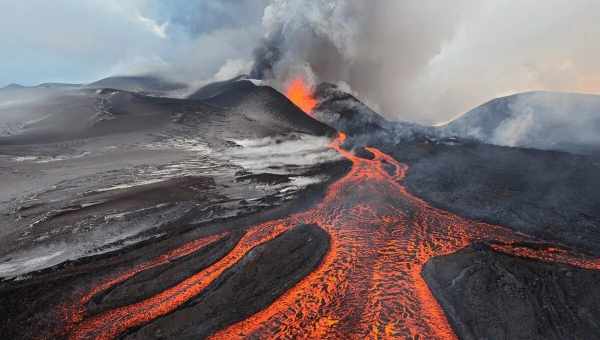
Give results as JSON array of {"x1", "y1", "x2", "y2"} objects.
[{"x1": 254, "y1": 0, "x2": 600, "y2": 124}]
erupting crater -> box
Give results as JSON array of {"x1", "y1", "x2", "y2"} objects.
[
  {"x1": 62, "y1": 132, "x2": 600, "y2": 338},
  {"x1": 285, "y1": 77, "x2": 317, "y2": 115}
]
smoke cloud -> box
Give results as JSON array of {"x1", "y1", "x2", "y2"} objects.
[{"x1": 251, "y1": 0, "x2": 600, "y2": 124}]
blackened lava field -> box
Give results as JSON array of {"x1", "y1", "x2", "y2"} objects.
[{"x1": 57, "y1": 134, "x2": 600, "y2": 339}]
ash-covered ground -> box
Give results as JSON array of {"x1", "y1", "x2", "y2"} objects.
[
  {"x1": 0, "y1": 79, "x2": 338, "y2": 279},
  {"x1": 0, "y1": 77, "x2": 351, "y2": 339},
  {"x1": 1, "y1": 76, "x2": 600, "y2": 339}
]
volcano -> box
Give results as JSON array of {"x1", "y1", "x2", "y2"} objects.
[{"x1": 1, "y1": 76, "x2": 600, "y2": 340}]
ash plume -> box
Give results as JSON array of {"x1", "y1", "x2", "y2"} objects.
[
  {"x1": 250, "y1": 0, "x2": 359, "y2": 88},
  {"x1": 249, "y1": 0, "x2": 600, "y2": 124}
]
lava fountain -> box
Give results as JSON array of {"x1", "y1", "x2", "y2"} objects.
[
  {"x1": 285, "y1": 77, "x2": 317, "y2": 115},
  {"x1": 66, "y1": 130, "x2": 600, "y2": 340}
]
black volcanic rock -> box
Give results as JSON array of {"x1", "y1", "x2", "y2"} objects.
[
  {"x1": 441, "y1": 91, "x2": 600, "y2": 155},
  {"x1": 124, "y1": 224, "x2": 330, "y2": 340},
  {"x1": 423, "y1": 243, "x2": 600, "y2": 340},
  {"x1": 87, "y1": 75, "x2": 187, "y2": 95},
  {"x1": 391, "y1": 141, "x2": 600, "y2": 256}
]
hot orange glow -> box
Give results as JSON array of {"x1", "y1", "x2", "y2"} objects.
[
  {"x1": 59, "y1": 232, "x2": 229, "y2": 338},
  {"x1": 64, "y1": 132, "x2": 600, "y2": 340},
  {"x1": 285, "y1": 77, "x2": 317, "y2": 114}
]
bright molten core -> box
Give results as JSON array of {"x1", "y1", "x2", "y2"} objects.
[{"x1": 285, "y1": 78, "x2": 317, "y2": 114}]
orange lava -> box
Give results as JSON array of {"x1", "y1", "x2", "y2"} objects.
[
  {"x1": 490, "y1": 243, "x2": 600, "y2": 270},
  {"x1": 60, "y1": 232, "x2": 229, "y2": 337},
  {"x1": 65, "y1": 132, "x2": 600, "y2": 340},
  {"x1": 285, "y1": 77, "x2": 317, "y2": 114}
]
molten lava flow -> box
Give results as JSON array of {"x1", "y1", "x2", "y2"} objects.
[
  {"x1": 59, "y1": 232, "x2": 229, "y2": 338},
  {"x1": 65, "y1": 132, "x2": 600, "y2": 340},
  {"x1": 285, "y1": 77, "x2": 317, "y2": 115}
]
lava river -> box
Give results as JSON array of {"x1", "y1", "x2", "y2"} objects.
[{"x1": 65, "y1": 132, "x2": 600, "y2": 340}]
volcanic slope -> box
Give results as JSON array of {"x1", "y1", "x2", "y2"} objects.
[
  {"x1": 441, "y1": 91, "x2": 600, "y2": 155},
  {"x1": 313, "y1": 83, "x2": 432, "y2": 146},
  {"x1": 0, "y1": 79, "x2": 340, "y2": 281},
  {"x1": 190, "y1": 78, "x2": 333, "y2": 137}
]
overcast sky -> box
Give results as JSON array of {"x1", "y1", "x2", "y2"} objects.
[
  {"x1": 2, "y1": 0, "x2": 600, "y2": 123},
  {"x1": 0, "y1": 0, "x2": 266, "y2": 86}
]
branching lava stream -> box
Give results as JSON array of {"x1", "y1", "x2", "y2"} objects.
[{"x1": 67, "y1": 132, "x2": 600, "y2": 340}]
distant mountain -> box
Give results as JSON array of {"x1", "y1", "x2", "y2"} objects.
[
  {"x1": 4, "y1": 76, "x2": 185, "y2": 94},
  {"x1": 1, "y1": 83, "x2": 81, "y2": 91},
  {"x1": 36, "y1": 82, "x2": 82, "y2": 89},
  {"x1": 87, "y1": 75, "x2": 187, "y2": 95},
  {"x1": 2, "y1": 83, "x2": 25, "y2": 90},
  {"x1": 442, "y1": 91, "x2": 600, "y2": 155}
]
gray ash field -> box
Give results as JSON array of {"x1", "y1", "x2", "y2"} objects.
[{"x1": 2, "y1": 76, "x2": 600, "y2": 340}]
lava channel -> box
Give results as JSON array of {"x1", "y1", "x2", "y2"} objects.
[{"x1": 66, "y1": 132, "x2": 600, "y2": 340}]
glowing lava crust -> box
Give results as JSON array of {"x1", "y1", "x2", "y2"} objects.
[{"x1": 60, "y1": 129, "x2": 600, "y2": 340}]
